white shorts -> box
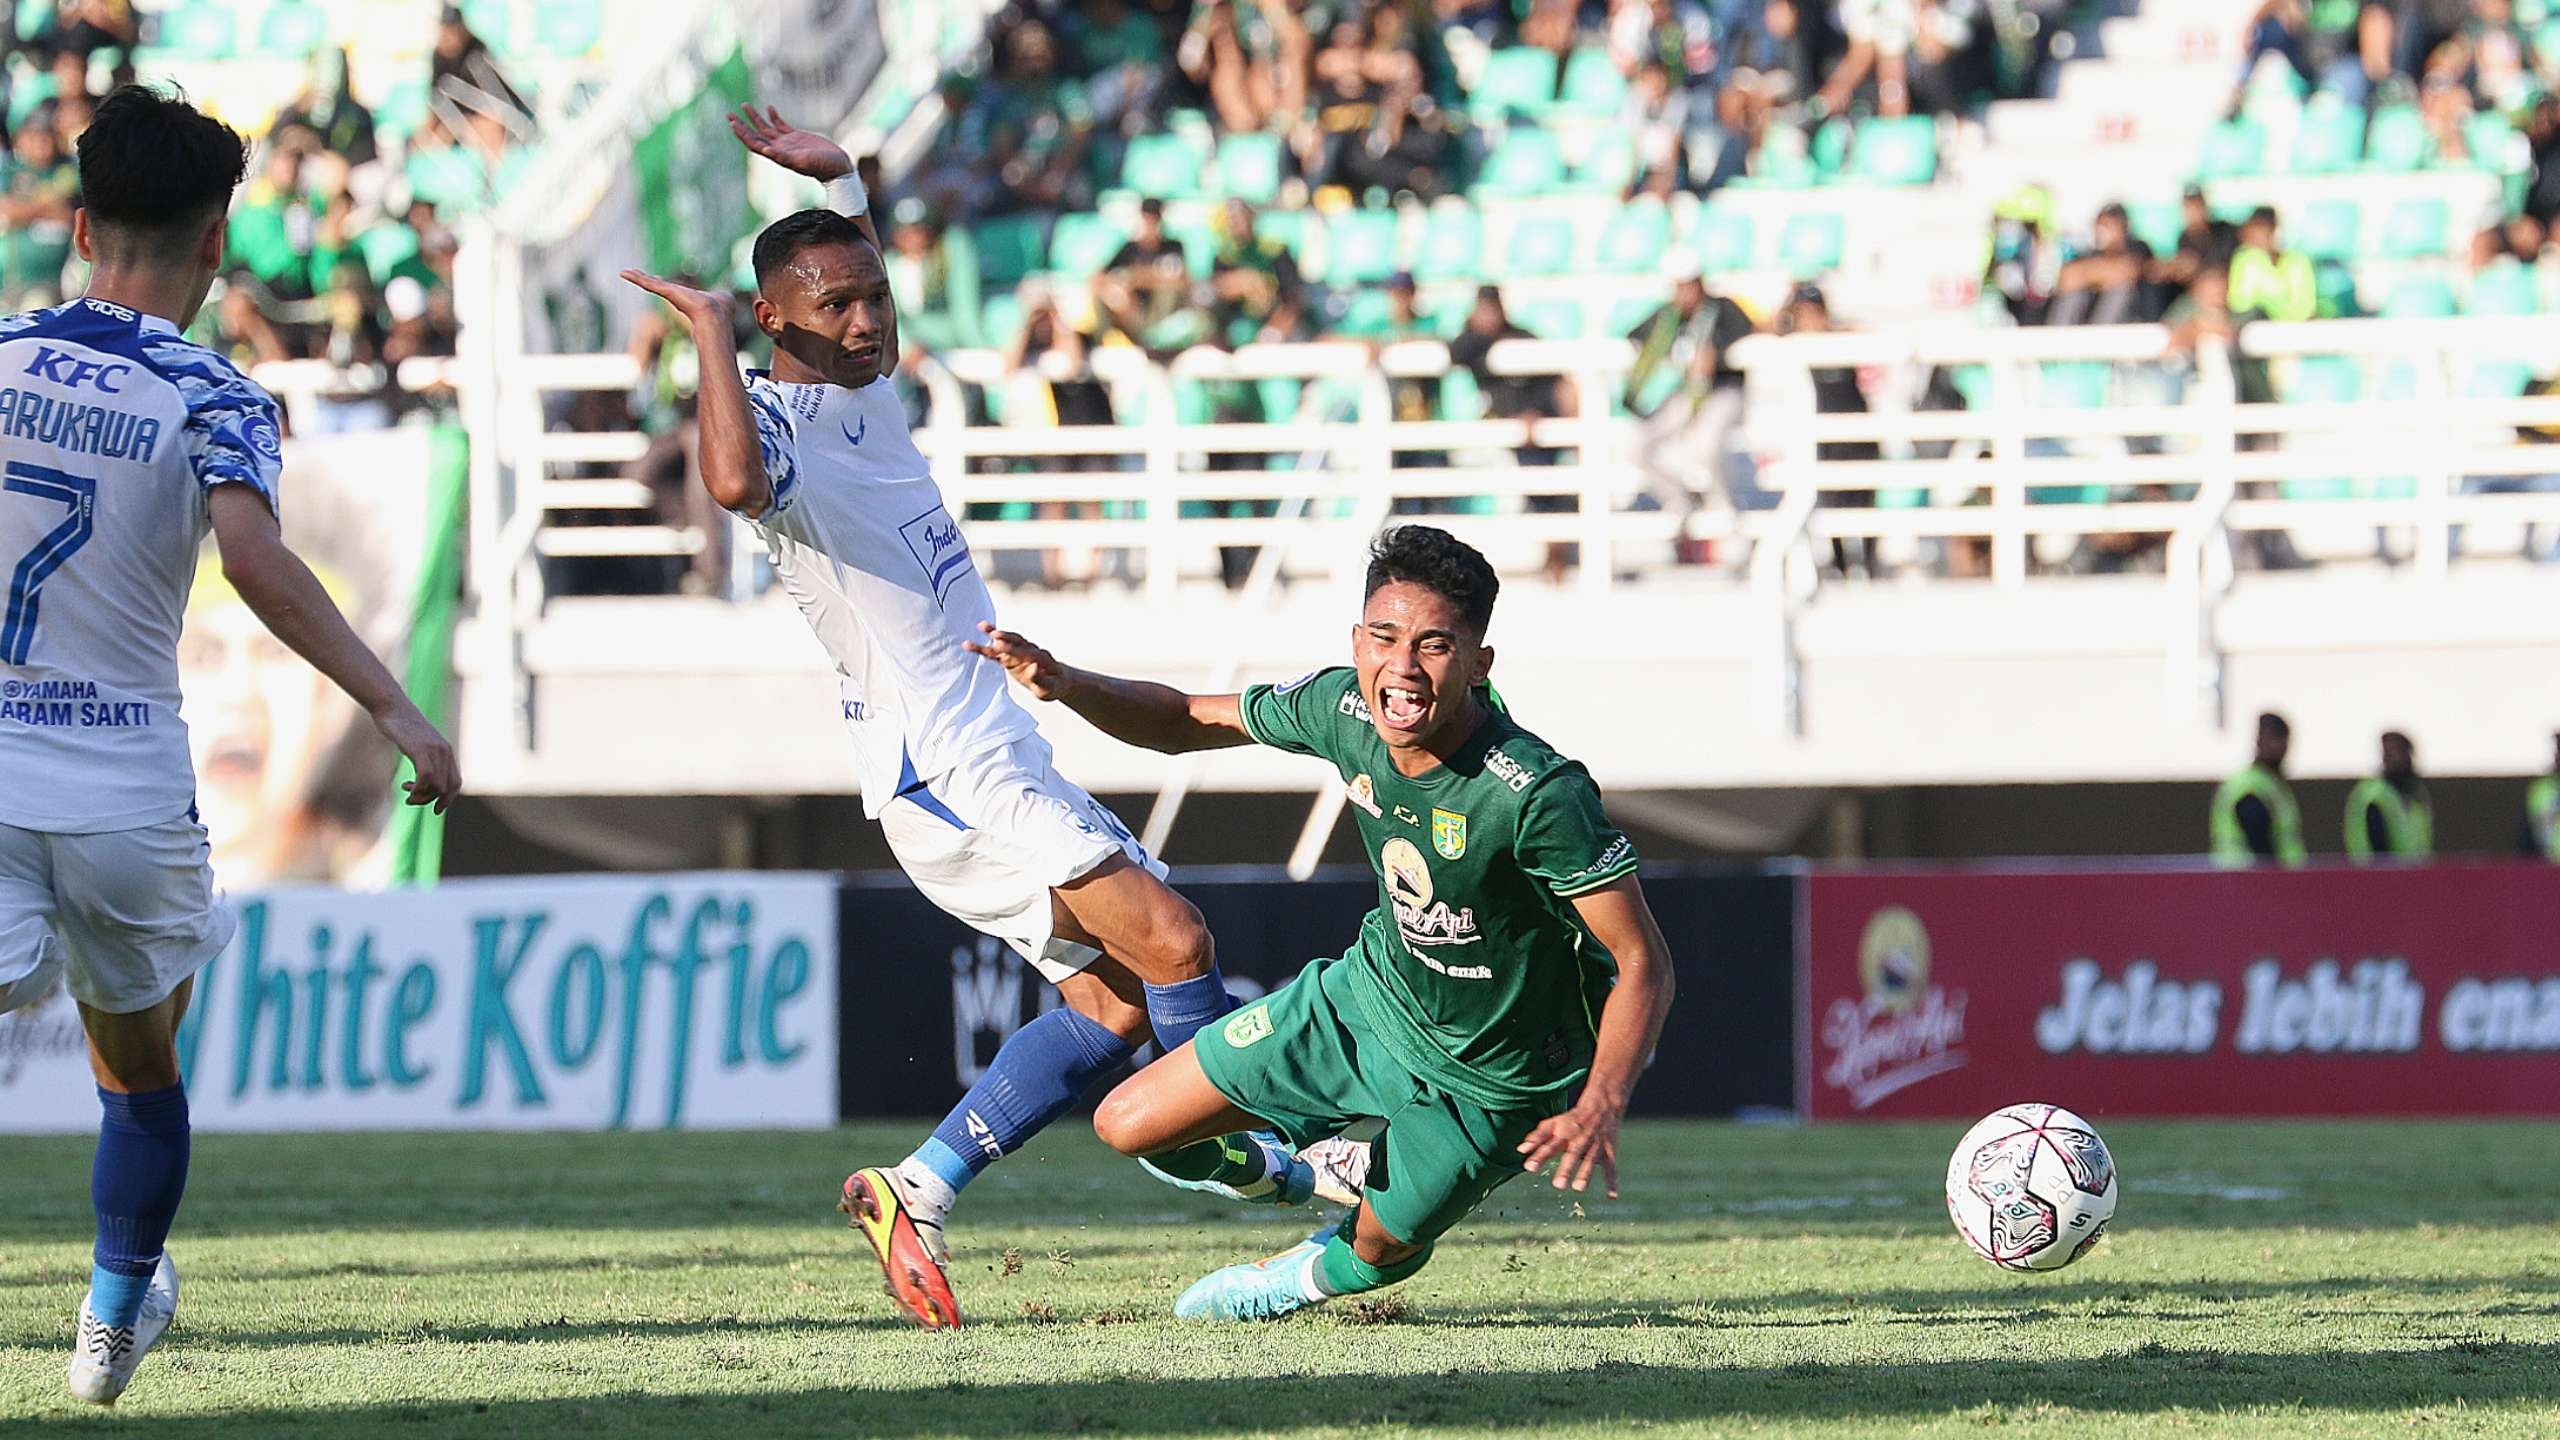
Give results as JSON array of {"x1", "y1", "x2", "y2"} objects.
[
  {"x1": 877, "y1": 733, "x2": 1165, "y2": 984},
  {"x1": 0, "y1": 814, "x2": 234, "y2": 1017}
]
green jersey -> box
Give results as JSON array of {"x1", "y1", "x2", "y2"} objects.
[{"x1": 1238, "y1": 667, "x2": 1640, "y2": 1108}]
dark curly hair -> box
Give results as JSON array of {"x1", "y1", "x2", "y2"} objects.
[
  {"x1": 752, "y1": 208, "x2": 875, "y2": 289},
  {"x1": 1364, "y1": 525, "x2": 1498, "y2": 637},
  {"x1": 76, "y1": 85, "x2": 247, "y2": 261}
]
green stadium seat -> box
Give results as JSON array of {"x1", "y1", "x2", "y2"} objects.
[
  {"x1": 1471, "y1": 48, "x2": 1558, "y2": 120},
  {"x1": 1253, "y1": 207, "x2": 1311, "y2": 266},
  {"x1": 2467, "y1": 112, "x2": 2523, "y2": 172},
  {"x1": 1477, "y1": 128, "x2": 1565, "y2": 196},
  {"x1": 2314, "y1": 259, "x2": 2360, "y2": 318},
  {"x1": 375, "y1": 78, "x2": 431, "y2": 138},
  {"x1": 2288, "y1": 99, "x2": 2364, "y2": 174},
  {"x1": 972, "y1": 215, "x2": 1047, "y2": 287},
  {"x1": 1163, "y1": 211, "x2": 1221, "y2": 278},
  {"x1": 2363, "y1": 104, "x2": 2430, "y2": 171},
  {"x1": 2281, "y1": 355, "x2": 2364, "y2": 501},
  {"x1": 2466, "y1": 258, "x2": 2540, "y2": 315},
  {"x1": 1557, "y1": 47, "x2": 1628, "y2": 116},
  {"x1": 2379, "y1": 196, "x2": 2449, "y2": 258},
  {"x1": 1325, "y1": 208, "x2": 1401, "y2": 284},
  {"x1": 1596, "y1": 199, "x2": 1670, "y2": 272},
  {"x1": 1778, "y1": 211, "x2": 1845, "y2": 276},
  {"x1": 2028, "y1": 363, "x2": 2111, "y2": 503},
  {"x1": 1046, "y1": 212, "x2": 1127, "y2": 278},
  {"x1": 2290, "y1": 199, "x2": 2359, "y2": 261},
  {"x1": 1333, "y1": 287, "x2": 1397, "y2": 336},
  {"x1": 535, "y1": 0, "x2": 602, "y2": 56},
  {"x1": 1604, "y1": 294, "x2": 1664, "y2": 336},
  {"x1": 1748, "y1": 134, "x2": 1819, "y2": 187},
  {"x1": 2197, "y1": 118, "x2": 2267, "y2": 180},
  {"x1": 6, "y1": 72, "x2": 55, "y2": 134},
  {"x1": 2125, "y1": 199, "x2": 2182, "y2": 256},
  {"x1": 1848, "y1": 115, "x2": 1937, "y2": 185},
  {"x1": 981, "y1": 292, "x2": 1026, "y2": 351},
  {"x1": 1119, "y1": 133, "x2": 1210, "y2": 200},
  {"x1": 1438, "y1": 365, "x2": 1483, "y2": 420},
  {"x1": 1810, "y1": 118, "x2": 1853, "y2": 181},
  {"x1": 355, "y1": 224, "x2": 423, "y2": 285},
  {"x1": 2468, "y1": 361, "x2": 2534, "y2": 398},
  {"x1": 1411, "y1": 203, "x2": 1483, "y2": 281},
  {"x1": 1503, "y1": 215, "x2": 1577, "y2": 276},
  {"x1": 1513, "y1": 297, "x2": 1582, "y2": 338},
  {"x1": 254, "y1": 0, "x2": 328, "y2": 58},
  {"x1": 149, "y1": 1, "x2": 235, "y2": 58},
  {"x1": 461, "y1": 0, "x2": 517, "y2": 55},
  {"x1": 405, "y1": 147, "x2": 487, "y2": 211},
  {"x1": 1215, "y1": 133, "x2": 1285, "y2": 205},
  {"x1": 1572, "y1": 133, "x2": 1638, "y2": 193},
  {"x1": 1695, "y1": 205, "x2": 1755, "y2": 271},
  {"x1": 2380, "y1": 276, "x2": 2456, "y2": 318}
]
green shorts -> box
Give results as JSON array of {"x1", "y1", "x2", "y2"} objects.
[{"x1": 1195, "y1": 955, "x2": 1563, "y2": 1247}]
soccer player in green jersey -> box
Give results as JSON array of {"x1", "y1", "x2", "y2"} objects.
[{"x1": 963, "y1": 525, "x2": 1676, "y2": 1320}]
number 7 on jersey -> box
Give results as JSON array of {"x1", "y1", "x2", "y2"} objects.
[{"x1": 1, "y1": 461, "x2": 99, "y2": 664}]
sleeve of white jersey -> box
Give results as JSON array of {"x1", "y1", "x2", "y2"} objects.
[
  {"x1": 158, "y1": 341, "x2": 285, "y2": 515},
  {"x1": 745, "y1": 381, "x2": 802, "y2": 516}
]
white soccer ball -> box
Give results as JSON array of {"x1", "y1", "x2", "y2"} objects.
[{"x1": 1944, "y1": 1103, "x2": 2118, "y2": 1271}]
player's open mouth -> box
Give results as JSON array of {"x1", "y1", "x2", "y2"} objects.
[
  {"x1": 1377, "y1": 685, "x2": 1429, "y2": 731},
  {"x1": 842, "y1": 345, "x2": 880, "y2": 369}
]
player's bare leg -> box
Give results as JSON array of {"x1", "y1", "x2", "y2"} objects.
[
  {"x1": 1093, "y1": 1044, "x2": 1313, "y2": 1205},
  {"x1": 844, "y1": 953, "x2": 1151, "y2": 1330},
  {"x1": 1052, "y1": 856, "x2": 1236, "y2": 1053}
]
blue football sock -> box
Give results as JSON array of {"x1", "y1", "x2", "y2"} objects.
[
  {"x1": 914, "y1": 1007, "x2": 1135, "y2": 1199},
  {"x1": 1141, "y1": 968, "x2": 1235, "y2": 1054},
  {"x1": 90, "y1": 1083, "x2": 189, "y2": 1329}
]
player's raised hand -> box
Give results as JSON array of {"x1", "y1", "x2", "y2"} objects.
[
  {"x1": 729, "y1": 104, "x2": 853, "y2": 181},
  {"x1": 1517, "y1": 1099, "x2": 1623, "y2": 1198},
  {"x1": 964, "y1": 622, "x2": 1077, "y2": 702},
  {"x1": 374, "y1": 704, "x2": 461, "y2": 814},
  {"x1": 620, "y1": 269, "x2": 731, "y2": 328}
]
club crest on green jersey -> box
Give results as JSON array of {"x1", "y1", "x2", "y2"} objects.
[
  {"x1": 1432, "y1": 808, "x2": 1468, "y2": 860},
  {"x1": 1223, "y1": 1005, "x2": 1274, "y2": 1048}
]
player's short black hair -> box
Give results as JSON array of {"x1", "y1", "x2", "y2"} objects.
[
  {"x1": 76, "y1": 85, "x2": 247, "y2": 259},
  {"x1": 752, "y1": 208, "x2": 875, "y2": 290},
  {"x1": 1365, "y1": 525, "x2": 1499, "y2": 637}
]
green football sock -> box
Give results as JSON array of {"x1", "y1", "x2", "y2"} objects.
[
  {"x1": 1314, "y1": 1232, "x2": 1433, "y2": 1296},
  {"x1": 1145, "y1": 1132, "x2": 1273, "y2": 1187}
]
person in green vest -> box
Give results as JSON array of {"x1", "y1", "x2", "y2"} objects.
[
  {"x1": 2520, "y1": 732, "x2": 2560, "y2": 860},
  {"x1": 2227, "y1": 207, "x2": 2316, "y2": 325},
  {"x1": 2211, "y1": 711, "x2": 2306, "y2": 867},
  {"x1": 2344, "y1": 730, "x2": 2432, "y2": 863}
]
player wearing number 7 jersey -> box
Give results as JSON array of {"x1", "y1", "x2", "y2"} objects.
[{"x1": 0, "y1": 87, "x2": 458, "y2": 1407}]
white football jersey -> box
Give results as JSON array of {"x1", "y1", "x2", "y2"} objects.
[
  {"x1": 743, "y1": 372, "x2": 1036, "y2": 816},
  {"x1": 0, "y1": 298, "x2": 285, "y2": 834}
]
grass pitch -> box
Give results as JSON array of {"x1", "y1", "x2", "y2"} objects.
[{"x1": 1, "y1": 1118, "x2": 2555, "y2": 1437}]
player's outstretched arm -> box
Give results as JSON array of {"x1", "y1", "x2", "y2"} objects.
[
  {"x1": 964, "y1": 622, "x2": 1253, "y2": 754},
  {"x1": 207, "y1": 485, "x2": 460, "y2": 812},
  {"x1": 1518, "y1": 875, "x2": 1676, "y2": 1197},
  {"x1": 620, "y1": 270, "x2": 772, "y2": 518}
]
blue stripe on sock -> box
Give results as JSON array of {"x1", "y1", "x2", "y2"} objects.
[{"x1": 911, "y1": 1137, "x2": 976, "y2": 1194}]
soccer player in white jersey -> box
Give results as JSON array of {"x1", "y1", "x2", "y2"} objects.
[
  {"x1": 623, "y1": 109, "x2": 1274, "y2": 1330},
  {"x1": 0, "y1": 87, "x2": 459, "y2": 1405}
]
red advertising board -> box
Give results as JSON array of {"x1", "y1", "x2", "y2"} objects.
[{"x1": 1800, "y1": 862, "x2": 2560, "y2": 1120}]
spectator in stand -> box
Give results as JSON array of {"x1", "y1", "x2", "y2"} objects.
[
  {"x1": 1436, "y1": 0, "x2": 1512, "y2": 46},
  {"x1": 1624, "y1": 273, "x2": 1755, "y2": 556},
  {"x1": 2235, "y1": 0, "x2": 2376, "y2": 109},
  {"x1": 23, "y1": 1, "x2": 135, "y2": 76},
  {"x1": 1067, "y1": 0, "x2": 1169, "y2": 133},
  {"x1": 1774, "y1": 284, "x2": 1884, "y2": 579},
  {"x1": 1984, "y1": 184, "x2": 2059, "y2": 325},
  {"x1": 2523, "y1": 96, "x2": 2560, "y2": 227},
  {"x1": 1608, "y1": 0, "x2": 1718, "y2": 92},
  {"x1": 1625, "y1": 59, "x2": 1692, "y2": 195},
  {"x1": 212, "y1": 273, "x2": 292, "y2": 368},
  {"x1": 981, "y1": 21, "x2": 1097, "y2": 214},
  {"x1": 1178, "y1": 0, "x2": 1311, "y2": 137},
  {"x1": 2228, "y1": 206, "x2": 2317, "y2": 324},
  {"x1": 431, "y1": 5, "x2": 534, "y2": 155},
  {"x1": 1208, "y1": 197, "x2": 1300, "y2": 343},
  {"x1": 1301, "y1": 4, "x2": 1452, "y2": 201},
  {"x1": 2148, "y1": 185, "x2": 2239, "y2": 306},
  {"x1": 1374, "y1": 272, "x2": 1450, "y2": 480},
  {"x1": 2422, "y1": 0, "x2": 2535, "y2": 111},
  {"x1": 0, "y1": 103, "x2": 78, "y2": 310},
  {"x1": 1096, "y1": 198, "x2": 1207, "y2": 351},
  {"x1": 274, "y1": 48, "x2": 379, "y2": 170},
  {"x1": 882, "y1": 197, "x2": 985, "y2": 356},
  {"x1": 1450, "y1": 285, "x2": 1580, "y2": 583},
  {"x1": 2046, "y1": 203, "x2": 2161, "y2": 326},
  {"x1": 1000, "y1": 281, "x2": 1115, "y2": 586},
  {"x1": 227, "y1": 136, "x2": 329, "y2": 305}
]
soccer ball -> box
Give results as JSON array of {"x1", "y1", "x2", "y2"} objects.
[{"x1": 1944, "y1": 1103, "x2": 2118, "y2": 1271}]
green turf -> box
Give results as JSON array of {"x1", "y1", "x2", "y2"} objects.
[{"x1": 2, "y1": 1119, "x2": 2556, "y2": 1437}]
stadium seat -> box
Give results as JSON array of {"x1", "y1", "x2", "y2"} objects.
[
  {"x1": 980, "y1": 292, "x2": 1026, "y2": 352},
  {"x1": 1477, "y1": 128, "x2": 1566, "y2": 197},
  {"x1": 1438, "y1": 364, "x2": 1483, "y2": 419},
  {"x1": 1604, "y1": 294, "x2": 1664, "y2": 337},
  {"x1": 535, "y1": 0, "x2": 603, "y2": 56},
  {"x1": 1695, "y1": 205, "x2": 1755, "y2": 271},
  {"x1": 1848, "y1": 115, "x2": 1938, "y2": 185},
  {"x1": 1253, "y1": 207, "x2": 1311, "y2": 267},
  {"x1": 461, "y1": 0, "x2": 517, "y2": 55},
  {"x1": 375, "y1": 78, "x2": 431, "y2": 138},
  {"x1": 1503, "y1": 215, "x2": 1578, "y2": 276},
  {"x1": 2314, "y1": 259, "x2": 2361, "y2": 318},
  {"x1": 2287, "y1": 98, "x2": 2364, "y2": 174},
  {"x1": 2125, "y1": 200, "x2": 2182, "y2": 257},
  {"x1": 1557, "y1": 47, "x2": 1628, "y2": 116},
  {"x1": 1746, "y1": 134, "x2": 1819, "y2": 187},
  {"x1": 1410, "y1": 203, "x2": 1483, "y2": 281},
  {"x1": 2466, "y1": 258, "x2": 2540, "y2": 315},
  {"x1": 972, "y1": 215, "x2": 1047, "y2": 287},
  {"x1": 405, "y1": 147, "x2": 487, "y2": 212},
  {"x1": 1511, "y1": 297, "x2": 1583, "y2": 339},
  {"x1": 1810, "y1": 118, "x2": 1853, "y2": 181},
  {"x1": 2281, "y1": 355, "x2": 2364, "y2": 501},
  {"x1": 1119, "y1": 133, "x2": 1210, "y2": 200},
  {"x1": 1778, "y1": 211, "x2": 1845, "y2": 277},
  {"x1": 1216, "y1": 133, "x2": 1285, "y2": 205},
  {"x1": 1332, "y1": 287, "x2": 1396, "y2": 336},
  {"x1": 355, "y1": 224, "x2": 424, "y2": 286},
  {"x1": 2380, "y1": 276, "x2": 2456, "y2": 318},
  {"x1": 2378, "y1": 196, "x2": 2450, "y2": 258},
  {"x1": 1163, "y1": 210, "x2": 1221, "y2": 278},
  {"x1": 1325, "y1": 208, "x2": 1401, "y2": 284},
  {"x1": 2363, "y1": 104, "x2": 2430, "y2": 171},
  {"x1": 254, "y1": 0, "x2": 328, "y2": 58},
  {"x1": 1595, "y1": 199, "x2": 1671, "y2": 273},
  {"x1": 2467, "y1": 112, "x2": 2524, "y2": 173},
  {"x1": 2196, "y1": 118, "x2": 2267, "y2": 180},
  {"x1": 1046, "y1": 212, "x2": 1127, "y2": 279},
  {"x1": 6, "y1": 72, "x2": 55, "y2": 134},
  {"x1": 148, "y1": 1, "x2": 234, "y2": 58},
  {"x1": 2290, "y1": 199, "x2": 2359, "y2": 262},
  {"x1": 1572, "y1": 133, "x2": 1639, "y2": 193},
  {"x1": 1471, "y1": 48, "x2": 1559, "y2": 120},
  {"x1": 2467, "y1": 360, "x2": 2535, "y2": 398}
]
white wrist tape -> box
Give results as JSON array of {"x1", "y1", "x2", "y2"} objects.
[{"x1": 824, "y1": 171, "x2": 868, "y2": 218}]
